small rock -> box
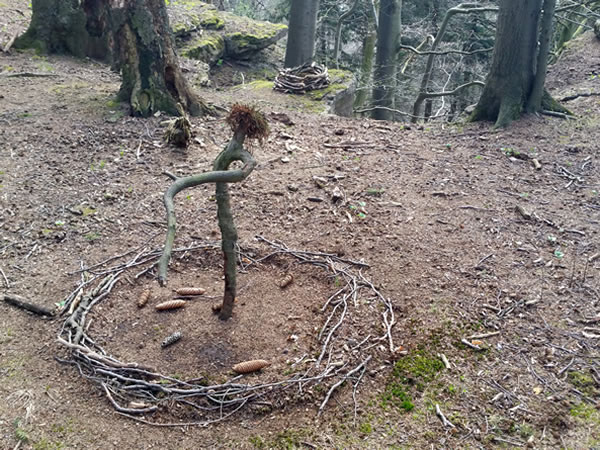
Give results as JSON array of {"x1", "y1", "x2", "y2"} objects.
[
  {"x1": 280, "y1": 156, "x2": 290, "y2": 163},
  {"x1": 331, "y1": 186, "x2": 343, "y2": 202}
]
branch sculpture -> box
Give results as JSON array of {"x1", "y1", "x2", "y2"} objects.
[{"x1": 158, "y1": 104, "x2": 268, "y2": 320}]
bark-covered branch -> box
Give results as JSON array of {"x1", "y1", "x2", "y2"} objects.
[
  {"x1": 411, "y1": 2, "x2": 498, "y2": 122},
  {"x1": 555, "y1": 0, "x2": 598, "y2": 13},
  {"x1": 415, "y1": 80, "x2": 485, "y2": 100},
  {"x1": 159, "y1": 104, "x2": 267, "y2": 321},
  {"x1": 157, "y1": 131, "x2": 256, "y2": 286},
  {"x1": 2, "y1": 294, "x2": 55, "y2": 317},
  {"x1": 397, "y1": 44, "x2": 493, "y2": 56},
  {"x1": 334, "y1": 0, "x2": 361, "y2": 68}
]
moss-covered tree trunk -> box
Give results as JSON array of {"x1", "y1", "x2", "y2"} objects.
[
  {"x1": 471, "y1": 0, "x2": 567, "y2": 127},
  {"x1": 353, "y1": 15, "x2": 377, "y2": 111},
  {"x1": 371, "y1": 0, "x2": 401, "y2": 121},
  {"x1": 15, "y1": 0, "x2": 206, "y2": 117}
]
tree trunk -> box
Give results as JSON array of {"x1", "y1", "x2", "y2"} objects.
[
  {"x1": 411, "y1": 3, "x2": 497, "y2": 123},
  {"x1": 284, "y1": 0, "x2": 320, "y2": 68},
  {"x1": 353, "y1": 27, "x2": 377, "y2": 111},
  {"x1": 14, "y1": 0, "x2": 110, "y2": 59},
  {"x1": 15, "y1": 0, "x2": 207, "y2": 118},
  {"x1": 471, "y1": 0, "x2": 567, "y2": 127},
  {"x1": 371, "y1": 0, "x2": 401, "y2": 121},
  {"x1": 526, "y1": 0, "x2": 556, "y2": 113},
  {"x1": 334, "y1": 0, "x2": 360, "y2": 69}
]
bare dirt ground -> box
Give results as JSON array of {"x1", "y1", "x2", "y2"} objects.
[{"x1": 2, "y1": 4, "x2": 600, "y2": 449}]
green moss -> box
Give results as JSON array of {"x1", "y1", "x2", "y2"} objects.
[
  {"x1": 393, "y1": 350, "x2": 444, "y2": 391},
  {"x1": 568, "y1": 371, "x2": 598, "y2": 397},
  {"x1": 295, "y1": 95, "x2": 327, "y2": 113},
  {"x1": 381, "y1": 383, "x2": 415, "y2": 411},
  {"x1": 245, "y1": 80, "x2": 274, "y2": 90},
  {"x1": 199, "y1": 10, "x2": 225, "y2": 29},
  {"x1": 304, "y1": 69, "x2": 353, "y2": 101},
  {"x1": 570, "y1": 402, "x2": 599, "y2": 422},
  {"x1": 33, "y1": 439, "x2": 66, "y2": 450},
  {"x1": 359, "y1": 422, "x2": 373, "y2": 434},
  {"x1": 248, "y1": 436, "x2": 266, "y2": 448},
  {"x1": 181, "y1": 34, "x2": 225, "y2": 63},
  {"x1": 270, "y1": 429, "x2": 307, "y2": 449}
]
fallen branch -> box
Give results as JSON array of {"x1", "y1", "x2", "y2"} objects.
[
  {"x1": 560, "y1": 91, "x2": 600, "y2": 102},
  {"x1": 435, "y1": 403, "x2": 456, "y2": 428},
  {"x1": 318, "y1": 356, "x2": 372, "y2": 417},
  {"x1": 2, "y1": 31, "x2": 18, "y2": 53},
  {"x1": 2, "y1": 294, "x2": 54, "y2": 317},
  {"x1": 540, "y1": 109, "x2": 574, "y2": 119},
  {"x1": 398, "y1": 44, "x2": 493, "y2": 56},
  {"x1": 0, "y1": 72, "x2": 59, "y2": 78}
]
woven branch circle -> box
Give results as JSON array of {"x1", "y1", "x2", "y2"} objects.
[{"x1": 57, "y1": 237, "x2": 395, "y2": 426}]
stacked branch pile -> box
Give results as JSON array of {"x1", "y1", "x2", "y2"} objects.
[{"x1": 274, "y1": 62, "x2": 330, "y2": 94}]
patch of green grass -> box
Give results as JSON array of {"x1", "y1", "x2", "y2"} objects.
[
  {"x1": 365, "y1": 188, "x2": 384, "y2": 197},
  {"x1": 14, "y1": 419, "x2": 29, "y2": 443},
  {"x1": 517, "y1": 422, "x2": 534, "y2": 439},
  {"x1": 270, "y1": 429, "x2": 306, "y2": 449},
  {"x1": 50, "y1": 418, "x2": 74, "y2": 435},
  {"x1": 248, "y1": 435, "x2": 265, "y2": 448},
  {"x1": 80, "y1": 206, "x2": 96, "y2": 216},
  {"x1": 2, "y1": 355, "x2": 27, "y2": 378},
  {"x1": 84, "y1": 232, "x2": 101, "y2": 241},
  {"x1": 358, "y1": 421, "x2": 373, "y2": 434},
  {"x1": 33, "y1": 439, "x2": 66, "y2": 450},
  {"x1": 105, "y1": 98, "x2": 120, "y2": 108}
]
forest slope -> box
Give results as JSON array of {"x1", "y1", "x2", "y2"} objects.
[{"x1": 1, "y1": 3, "x2": 600, "y2": 448}]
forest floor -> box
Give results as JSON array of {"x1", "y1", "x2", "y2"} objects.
[{"x1": 2, "y1": 3, "x2": 600, "y2": 450}]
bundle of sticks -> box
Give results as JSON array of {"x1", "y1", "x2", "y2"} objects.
[{"x1": 274, "y1": 62, "x2": 330, "y2": 94}]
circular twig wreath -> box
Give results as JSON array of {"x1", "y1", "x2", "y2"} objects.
[{"x1": 57, "y1": 236, "x2": 397, "y2": 426}]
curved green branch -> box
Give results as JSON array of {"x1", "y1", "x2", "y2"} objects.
[{"x1": 158, "y1": 130, "x2": 256, "y2": 287}]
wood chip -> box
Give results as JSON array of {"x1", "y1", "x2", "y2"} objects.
[{"x1": 515, "y1": 204, "x2": 532, "y2": 220}]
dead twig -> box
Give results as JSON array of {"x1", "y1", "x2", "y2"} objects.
[
  {"x1": 435, "y1": 404, "x2": 455, "y2": 428},
  {"x1": 318, "y1": 356, "x2": 372, "y2": 417},
  {"x1": 0, "y1": 267, "x2": 9, "y2": 288}
]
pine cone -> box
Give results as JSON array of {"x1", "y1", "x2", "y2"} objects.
[
  {"x1": 161, "y1": 331, "x2": 182, "y2": 347},
  {"x1": 137, "y1": 290, "x2": 151, "y2": 308},
  {"x1": 155, "y1": 300, "x2": 187, "y2": 311},
  {"x1": 232, "y1": 359, "x2": 270, "y2": 374},
  {"x1": 279, "y1": 273, "x2": 294, "y2": 289},
  {"x1": 176, "y1": 287, "x2": 206, "y2": 296}
]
